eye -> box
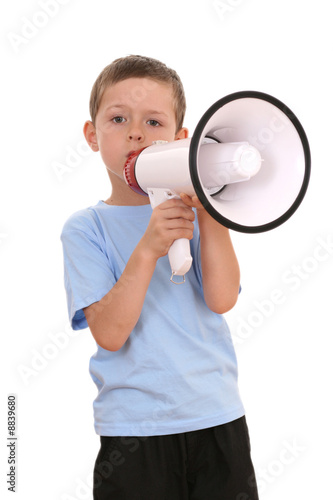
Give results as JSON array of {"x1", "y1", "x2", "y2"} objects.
[
  {"x1": 112, "y1": 116, "x2": 126, "y2": 124},
  {"x1": 147, "y1": 119, "x2": 160, "y2": 127}
]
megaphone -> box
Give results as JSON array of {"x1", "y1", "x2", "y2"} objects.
[{"x1": 124, "y1": 91, "x2": 311, "y2": 283}]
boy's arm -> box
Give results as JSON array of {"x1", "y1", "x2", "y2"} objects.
[
  {"x1": 83, "y1": 242, "x2": 156, "y2": 351},
  {"x1": 180, "y1": 193, "x2": 240, "y2": 314},
  {"x1": 83, "y1": 199, "x2": 195, "y2": 351}
]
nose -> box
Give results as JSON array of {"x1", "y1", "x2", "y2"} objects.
[{"x1": 128, "y1": 123, "x2": 144, "y2": 142}]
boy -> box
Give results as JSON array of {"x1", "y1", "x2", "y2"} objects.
[{"x1": 61, "y1": 55, "x2": 259, "y2": 499}]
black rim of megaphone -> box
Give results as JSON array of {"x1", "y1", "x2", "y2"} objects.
[{"x1": 189, "y1": 90, "x2": 311, "y2": 233}]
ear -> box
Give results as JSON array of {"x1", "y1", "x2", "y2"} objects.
[
  {"x1": 83, "y1": 120, "x2": 99, "y2": 152},
  {"x1": 174, "y1": 127, "x2": 189, "y2": 141}
]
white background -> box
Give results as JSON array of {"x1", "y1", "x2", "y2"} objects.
[{"x1": 1, "y1": 0, "x2": 332, "y2": 498}]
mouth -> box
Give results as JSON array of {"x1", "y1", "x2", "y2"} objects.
[{"x1": 127, "y1": 146, "x2": 148, "y2": 160}]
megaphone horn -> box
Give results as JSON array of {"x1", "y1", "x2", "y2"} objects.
[{"x1": 124, "y1": 91, "x2": 311, "y2": 283}]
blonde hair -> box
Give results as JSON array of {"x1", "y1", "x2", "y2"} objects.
[{"x1": 89, "y1": 55, "x2": 186, "y2": 132}]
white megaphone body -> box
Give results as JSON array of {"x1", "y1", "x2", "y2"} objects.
[{"x1": 123, "y1": 91, "x2": 311, "y2": 283}]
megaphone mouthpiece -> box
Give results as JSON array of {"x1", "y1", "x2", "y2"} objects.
[{"x1": 123, "y1": 147, "x2": 148, "y2": 196}]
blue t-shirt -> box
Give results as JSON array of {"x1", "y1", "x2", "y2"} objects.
[{"x1": 61, "y1": 200, "x2": 244, "y2": 436}]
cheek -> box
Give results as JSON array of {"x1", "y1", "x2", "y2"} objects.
[
  {"x1": 97, "y1": 134, "x2": 124, "y2": 167},
  {"x1": 97, "y1": 129, "x2": 118, "y2": 150},
  {"x1": 151, "y1": 126, "x2": 177, "y2": 141}
]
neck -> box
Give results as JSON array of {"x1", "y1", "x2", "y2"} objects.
[
  {"x1": 104, "y1": 172, "x2": 150, "y2": 206},
  {"x1": 104, "y1": 193, "x2": 150, "y2": 206}
]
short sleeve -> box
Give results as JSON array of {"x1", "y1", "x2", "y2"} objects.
[{"x1": 61, "y1": 218, "x2": 116, "y2": 330}]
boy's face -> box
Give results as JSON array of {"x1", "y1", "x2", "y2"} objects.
[{"x1": 84, "y1": 77, "x2": 188, "y2": 185}]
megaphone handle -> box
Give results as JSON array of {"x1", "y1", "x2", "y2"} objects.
[
  {"x1": 168, "y1": 238, "x2": 193, "y2": 283},
  {"x1": 147, "y1": 188, "x2": 193, "y2": 283}
]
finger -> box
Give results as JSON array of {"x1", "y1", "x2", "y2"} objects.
[
  {"x1": 180, "y1": 193, "x2": 203, "y2": 209},
  {"x1": 158, "y1": 197, "x2": 189, "y2": 210},
  {"x1": 179, "y1": 193, "x2": 193, "y2": 206},
  {"x1": 166, "y1": 218, "x2": 194, "y2": 230},
  {"x1": 167, "y1": 226, "x2": 194, "y2": 241},
  {"x1": 160, "y1": 206, "x2": 195, "y2": 221}
]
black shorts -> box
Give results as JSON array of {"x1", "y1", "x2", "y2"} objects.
[{"x1": 93, "y1": 416, "x2": 259, "y2": 500}]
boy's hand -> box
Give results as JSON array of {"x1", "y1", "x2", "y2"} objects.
[
  {"x1": 140, "y1": 198, "x2": 195, "y2": 261},
  {"x1": 179, "y1": 193, "x2": 204, "y2": 211}
]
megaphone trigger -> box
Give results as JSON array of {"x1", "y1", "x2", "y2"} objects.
[{"x1": 147, "y1": 187, "x2": 178, "y2": 207}]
